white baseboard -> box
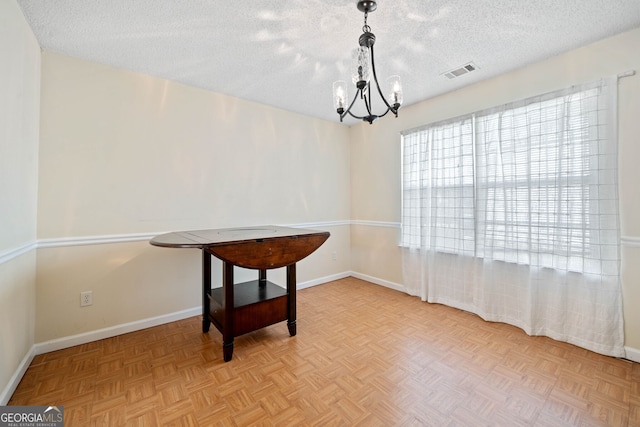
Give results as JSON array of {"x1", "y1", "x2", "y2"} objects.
[
  {"x1": 33, "y1": 273, "x2": 351, "y2": 356},
  {"x1": 0, "y1": 345, "x2": 36, "y2": 405},
  {"x1": 625, "y1": 346, "x2": 640, "y2": 363},
  {"x1": 34, "y1": 306, "x2": 201, "y2": 355},
  {"x1": 298, "y1": 272, "x2": 351, "y2": 290},
  {"x1": 350, "y1": 271, "x2": 405, "y2": 293}
]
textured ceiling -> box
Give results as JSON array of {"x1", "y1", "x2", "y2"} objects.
[{"x1": 17, "y1": 0, "x2": 640, "y2": 125}]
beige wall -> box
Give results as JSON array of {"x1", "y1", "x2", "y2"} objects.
[
  {"x1": 35, "y1": 52, "x2": 352, "y2": 343},
  {"x1": 37, "y1": 53, "x2": 351, "y2": 238},
  {"x1": 0, "y1": 0, "x2": 40, "y2": 402},
  {"x1": 350, "y1": 27, "x2": 640, "y2": 354}
]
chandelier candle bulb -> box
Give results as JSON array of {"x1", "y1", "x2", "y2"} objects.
[
  {"x1": 333, "y1": 81, "x2": 348, "y2": 112},
  {"x1": 387, "y1": 75, "x2": 403, "y2": 107}
]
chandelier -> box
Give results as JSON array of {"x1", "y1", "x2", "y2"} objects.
[{"x1": 332, "y1": 0, "x2": 403, "y2": 124}]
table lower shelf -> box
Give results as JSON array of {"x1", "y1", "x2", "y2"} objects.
[{"x1": 208, "y1": 280, "x2": 289, "y2": 337}]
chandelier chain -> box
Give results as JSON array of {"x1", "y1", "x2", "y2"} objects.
[{"x1": 362, "y1": 12, "x2": 371, "y2": 33}]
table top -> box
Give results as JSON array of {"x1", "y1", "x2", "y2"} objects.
[
  {"x1": 150, "y1": 225, "x2": 328, "y2": 248},
  {"x1": 150, "y1": 226, "x2": 330, "y2": 269}
]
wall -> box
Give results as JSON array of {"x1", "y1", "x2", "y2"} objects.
[
  {"x1": 350, "y1": 27, "x2": 640, "y2": 358},
  {"x1": 35, "y1": 52, "x2": 351, "y2": 343},
  {"x1": 0, "y1": 0, "x2": 41, "y2": 403}
]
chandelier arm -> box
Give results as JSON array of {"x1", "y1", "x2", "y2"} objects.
[
  {"x1": 340, "y1": 88, "x2": 366, "y2": 121},
  {"x1": 376, "y1": 107, "x2": 393, "y2": 118},
  {"x1": 369, "y1": 45, "x2": 397, "y2": 113},
  {"x1": 363, "y1": 86, "x2": 373, "y2": 116},
  {"x1": 347, "y1": 110, "x2": 366, "y2": 120}
]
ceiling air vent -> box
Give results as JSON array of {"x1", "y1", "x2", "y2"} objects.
[{"x1": 442, "y1": 62, "x2": 478, "y2": 79}]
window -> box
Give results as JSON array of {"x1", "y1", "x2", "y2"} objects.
[
  {"x1": 402, "y1": 117, "x2": 475, "y2": 255},
  {"x1": 401, "y1": 80, "x2": 619, "y2": 275}
]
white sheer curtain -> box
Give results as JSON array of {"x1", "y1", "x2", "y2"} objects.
[{"x1": 401, "y1": 77, "x2": 624, "y2": 357}]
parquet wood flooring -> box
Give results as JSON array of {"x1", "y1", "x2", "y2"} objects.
[{"x1": 9, "y1": 277, "x2": 640, "y2": 426}]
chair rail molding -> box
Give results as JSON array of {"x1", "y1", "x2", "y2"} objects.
[
  {"x1": 2, "y1": 228, "x2": 637, "y2": 265},
  {"x1": 0, "y1": 241, "x2": 37, "y2": 265},
  {"x1": 621, "y1": 235, "x2": 640, "y2": 247}
]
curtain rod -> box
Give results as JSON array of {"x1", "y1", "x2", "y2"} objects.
[{"x1": 618, "y1": 70, "x2": 636, "y2": 78}]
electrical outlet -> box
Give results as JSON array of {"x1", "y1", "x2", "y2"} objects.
[
  {"x1": 332, "y1": 251, "x2": 337, "y2": 261},
  {"x1": 80, "y1": 291, "x2": 93, "y2": 307}
]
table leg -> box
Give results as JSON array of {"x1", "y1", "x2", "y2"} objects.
[
  {"x1": 202, "y1": 249, "x2": 211, "y2": 333},
  {"x1": 222, "y1": 261, "x2": 235, "y2": 362},
  {"x1": 286, "y1": 263, "x2": 297, "y2": 336},
  {"x1": 259, "y1": 269, "x2": 267, "y2": 288}
]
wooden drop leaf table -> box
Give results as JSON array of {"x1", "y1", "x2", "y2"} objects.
[{"x1": 150, "y1": 226, "x2": 330, "y2": 361}]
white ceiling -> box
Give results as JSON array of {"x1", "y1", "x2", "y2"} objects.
[{"x1": 17, "y1": 0, "x2": 640, "y2": 125}]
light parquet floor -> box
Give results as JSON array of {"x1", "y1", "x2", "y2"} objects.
[{"x1": 9, "y1": 277, "x2": 640, "y2": 426}]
